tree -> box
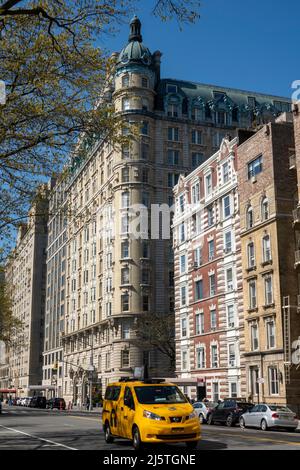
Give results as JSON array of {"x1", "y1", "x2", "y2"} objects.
[
  {"x1": 0, "y1": 1, "x2": 200, "y2": 259},
  {"x1": 133, "y1": 313, "x2": 175, "y2": 370},
  {"x1": 0, "y1": 266, "x2": 22, "y2": 344}
]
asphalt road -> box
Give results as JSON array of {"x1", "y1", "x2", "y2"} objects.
[{"x1": 1, "y1": 406, "x2": 300, "y2": 451}]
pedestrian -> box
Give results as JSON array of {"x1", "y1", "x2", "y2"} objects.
[{"x1": 86, "y1": 396, "x2": 90, "y2": 410}]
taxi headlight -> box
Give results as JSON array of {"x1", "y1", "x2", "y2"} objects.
[
  {"x1": 188, "y1": 411, "x2": 198, "y2": 419},
  {"x1": 143, "y1": 410, "x2": 165, "y2": 421}
]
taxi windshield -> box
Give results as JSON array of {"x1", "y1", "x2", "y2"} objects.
[{"x1": 134, "y1": 385, "x2": 187, "y2": 404}]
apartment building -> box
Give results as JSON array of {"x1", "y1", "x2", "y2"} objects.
[
  {"x1": 237, "y1": 115, "x2": 300, "y2": 407},
  {"x1": 173, "y1": 136, "x2": 246, "y2": 401},
  {"x1": 57, "y1": 17, "x2": 293, "y2": 404},
  {"x1": 4, "y1": 189, "x2": 49, "y2": 397},
  {"x1": 42, "y1": 178, "x2": 68, "y2": 398}
]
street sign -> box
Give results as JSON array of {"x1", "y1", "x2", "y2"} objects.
[{"x1": 257, "y1": 378, "x2": 265, "y2": 384}]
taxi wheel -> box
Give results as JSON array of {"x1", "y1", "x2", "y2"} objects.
[
  {"x1": 132, "y1": 426, "x2": 143, "y2": 451},
  {"x1": 104, "y1": 423, "x2": 114, "y2": 444}
]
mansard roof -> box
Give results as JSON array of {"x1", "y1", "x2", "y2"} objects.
[{"x1": 158, "y1": 78, "x2": 291, "y2": 113}]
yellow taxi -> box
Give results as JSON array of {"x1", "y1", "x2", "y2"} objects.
[{"x1": 102, "y1": 379, "x2": 201, "y2": 450}]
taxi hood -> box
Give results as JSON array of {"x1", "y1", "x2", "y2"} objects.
[{"x1": 139, "y1": 402, "x2": 194, "y2": 416}]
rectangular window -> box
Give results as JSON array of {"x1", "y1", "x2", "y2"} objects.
[
  {"x1": 142, "y1": 295, "x2": 149, "y2": 312},
  {"x1": 141, "y1": 121, "x2": 149, "y2": 135},
  {"x1": 205, "y1": 174, "x2": 212, "y2": 196},
  {"x1": 181, "y1": 350, "x2": 188, "y2": 370},
  {"x1": 263, "y1": 236, "x2": 272, "y2": 262},
  {"x1": 191, "y1": 183, "x2": 200, "y2": 204},
  {"x1": 141, "y1": 142, "x2": 149, "y2": 160},
  {"x1": 248, "y1": 155, "x2": 263, "y2": 179},
  {"x1": 211, "y1": 345, "x2": 218, "y2": 368},
  {"x1": 224, "y1": 231, "x2": 232, "y2": 253},
  {"x1": 180, "y1": 254, "x2": 186, "y2": 274},
  {"x1": 196, "y1": 348, "x2": 205, "y2": 369},
  {"x1": 192, "y1": 129, "x2": 202, "y2": 145},
  {"x1": 181, "y1": 317, "x2": 187, "y2": 337},
  {"x1": 121, "y1": 267, "x2": 130, "y2": 285},
  {"x1": 208, "y1": 240, "x2": 215, "y2": 261},
  {"x1": 122, "y1": 144, "x2": 130, "y2": 159},
  {"x1": 121, "y1": 350, "x2": 130, "y2": 368},
  {"x1": 121, "y1": 294, "x2": 129, "y2": 312},
  {"x1": 122, "y1": 321, "x2": 130, "y2": 339},
  {"x1": 142, "y1": 241, "x2": 150, "y2": 259},
  {"x1": 251, "y1": 323, "x2": 259, "y2": 351},
  {"x1": 168, "y1": 127, "x2": 179, "y2": 141},
  {"x1": 207, "y1": 207, "x2": 214, "y2": 226},
  {"x1": 210, "y1": 309, "x2": 217, "y2": 329},
  {"x1": 167, "y1": 104, "x2": 179, "y2": 117},
  {"x1": 122, "y1": 167, "x2": 129, "y2": 182},
  {"x1": 227, "y1": 305, "x2": 235, "y2": 328},
  {"x1": 223, "y1": 195, "x2": 231, "y2": 218},
  {"x1": 269, "y1": 367, "x2": 279, "y2": 395},
  {"x1": 181, "y1": 286, "x2": 187, "y2": 306},
  {"x1": 266, "y1": 320, "x2": 276, "y2": 349},
  {"x1": 192, "y1": 153, "x2": 205, "y2": 168},
  {"x1": 212, "y1": 383, "x2": 219, "y2": 402},
  {"x1": 209, "y1": 274, "x2": 216, "y2": 297},
  {"x1": 264, "y1": 276, "x2": 273, "y2": 305},
  {"x1": 248, "y1": 243, "x2": 255, "y2": 268},
  {"x1": 226, "y1": 268, "x2": 234, "y2": 291},
  {"x1": 194, "y1": 247, "x2": 202, "y2": 267},
  {"x1": 168, "y1": 149, "x2": 179, "y2": 165},
  {"x1": 195, "y1": 312, "x2": 204, "y2": 335},
  {"x1": 121, "y1": 215, "x2": 129, "y2": 234},
  {"x1": 249, "y1": 280, "x2": 257, "y2": 309},
  {"x1": 195, "y1": 280, "x2": 203, "y2": 301},
  {"x1": 179, "y1": 223, "x2": 185, "y2": 243},
  {"x1": 229, "y1": 344, "x2": 236, "y2": 367},
  {"x1": 223, "y1": 162, "x2": 229, "y2": 183},
  {"x1": 179, "y1": 194, "x2": 185, "y2": 213},
  {"x1": 121, "y1": 241, "x2": 129, "y2": 259},
  {"x1": 230, "y1": 382, "x2": 238, "y2": 398}
]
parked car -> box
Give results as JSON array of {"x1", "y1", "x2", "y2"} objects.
[
  {"x1": 193, "y1": 401, "x2": 218, "y2": 423},
  {"x1": 24, "y1": 397, "x2": 32, "y2": 407},
  {"x1": 46, "y1": 398, "x2": 66, "y2": 410},
  {"x1": 16, "y1": 398, "x2": 22, "y2": 406},
  {"x1": 208, "y1": 398, "x2": 254, "y2": 427},
  {"x1": 240, "y1": 404, "x2": 299, "y2": 431},
  {"x1": 29, "y1": 396, "x2": 47, "y2": 409}
]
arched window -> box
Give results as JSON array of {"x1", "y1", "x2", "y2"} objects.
[
  {"x1": 247, "y1": 206, "x2": 254, "y2": 229},
  {"x1": 261, "y1": 197, "x2": 269, "y2": 221}
]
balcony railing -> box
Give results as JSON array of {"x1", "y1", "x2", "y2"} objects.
[{"x1": 289, "y1": 154, "x2": 296, "y2": 169}]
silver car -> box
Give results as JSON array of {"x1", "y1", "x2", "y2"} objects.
[
  {"x1": 193, "y1": 401, "x2": 218, "y2": 424},
  {"x1": 240, "y1": 404, "x2": 299, "y2": 431}
]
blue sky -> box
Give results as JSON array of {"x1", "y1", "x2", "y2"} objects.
[{"x1": 104, "y1": 0, "x2": 299, "y2": 98}]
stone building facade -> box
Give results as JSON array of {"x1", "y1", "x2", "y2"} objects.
[
  {"x1": 237, "y1": 115, "x2": 300, "y2": 407},
  {"x1": 4, "y1": 190, "x2": 49, "y2": 397},
  {"x1": 58, "y1": 17, "x2": 292, "y2": 404},
  {"x1": 173, "y1": 137, "x2": 245, "y2": 401}
]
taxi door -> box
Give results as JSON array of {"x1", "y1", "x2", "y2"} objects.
[{"x1": 118, "y1": 386, "x2": 136, "y2": 439}]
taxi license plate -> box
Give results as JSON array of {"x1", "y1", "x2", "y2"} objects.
[{"x1": 171, "y1": 428, "x2": 184, "y2": 433}]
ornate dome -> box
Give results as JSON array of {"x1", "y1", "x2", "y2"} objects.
[{"x1": 117, "y1": 16, "x2": 153, "y2": 67}]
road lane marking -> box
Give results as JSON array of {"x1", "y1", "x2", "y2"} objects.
[
  {"x1": 0, "y1": 425, "x2": 78, "y2": 450},
  {"x1": 204, "y1": 429, "x2": 300, "y2": 447}
]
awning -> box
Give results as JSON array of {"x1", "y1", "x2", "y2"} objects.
[
  {"x1": 28, "y1": 385, "x2": 56, "y2": 391},
  {"x1": 0, "y1": 388, "x2": 17, "y2": 393}
]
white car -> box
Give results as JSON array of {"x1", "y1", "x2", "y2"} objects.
[{"x1": 240, "y1": 404, "x2": 299, "y2": 431}]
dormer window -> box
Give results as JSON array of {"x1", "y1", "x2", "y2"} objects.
[
  {"x1": 216, "y1": 110, "x2": 227, "y2": 126},
  {"x1": 167, "y1": 84, "x2": 177, "y2": 94},
  {"x1": 192, "y1": 107, "x2": 202, "y2": 121}
]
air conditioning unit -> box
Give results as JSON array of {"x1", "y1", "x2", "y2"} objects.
[
  {"x1": 194, "y1": 261, "x2": 199, "y2": 269},
  {"x1": 251, "y1": 175, "x2": 257, "y2": 184}
]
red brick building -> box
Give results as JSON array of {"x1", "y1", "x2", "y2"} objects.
[{"x1": 173, "y1": 137, "x2": 245, "y2": 401}]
